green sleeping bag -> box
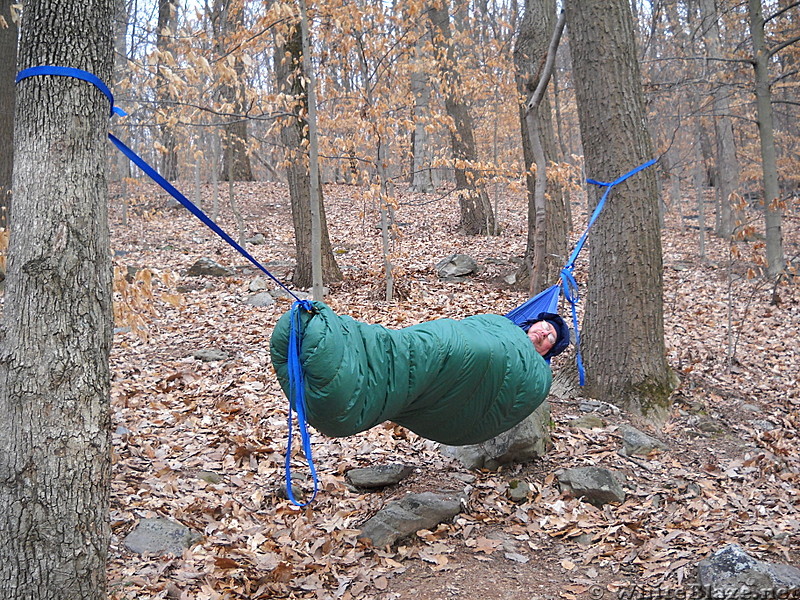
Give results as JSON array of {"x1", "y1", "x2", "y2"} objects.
[{"x1": 270, "y1": 302, "x2": 552, "y2": 446}]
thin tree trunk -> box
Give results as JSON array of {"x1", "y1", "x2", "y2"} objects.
[
  {"x1": 298, "y1": 0, "x2": 323, "y2": 300},
  {"x1": 410, "y1": 33, "x2": 435, "y2": 193},
  {"x1": 156, "y1": 0, "x2": 179, "y2": 181},
  {"x1": 699, "y1": 0, "x2": 742, "y2": 239},
  {"x1": 0, "y1": 0, "x2": 114, "y2": 595},
  {"x1": 748, "y1": 0, "x2": 784, "y2": 277},
  {"x1": 274, "y1": 20, "x2": 341, "y2": 289},
  {"x1": 514, "y1": 1, "x2": 568, "y2": 293},
  {"x1": 0, "y1": 0, "x2": 18, "y2": 228},
  {"x1": 428, "y1": 0, "x2": 497, "y2": 235}
]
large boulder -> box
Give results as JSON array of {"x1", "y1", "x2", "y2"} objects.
[
  {"x1": 697, "y1": 544, "x2": 800, "y2": 598},
  {"x1": 440, "y1": 402, "x2": 552, "y2": 470},
  {"x1": 358, "y1": 491, "x2": 465, "y2": 547}
]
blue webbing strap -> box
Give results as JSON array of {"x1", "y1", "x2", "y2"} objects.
[
  {"x1": 559, "y1": 157, "x2": 658, "y2": 386},
  {"x1": 16, "y1": 65, "x2": 318, "y2": 507},
  {"x1": 286, "y1": 300, "x2": 318, "y2": 506},
  {"x1": 15, "y1": 66, "x2": 127, "y2": 117}
]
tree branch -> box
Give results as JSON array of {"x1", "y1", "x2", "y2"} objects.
[
  {"x1": 768, "y1": 34, "x2": 800, "y2": 58},
  {"x1": 525, "y1": 10, "x2": 567, "y2": 112},
  {"x1": 765, "y1": 1, "x2": 800, "y2": 23}
]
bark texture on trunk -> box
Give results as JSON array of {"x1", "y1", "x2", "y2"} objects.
[
  {"x1": 748, "y1": 0, "x2": 784, "y2": 277},
  {"x1": 0, "y1": 0, "x2": 114, "y2": 596},
  {"x1": 565, "y1": 0, "x2": 676, "y2": 421}
]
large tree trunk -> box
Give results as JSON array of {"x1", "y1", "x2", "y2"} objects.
[
  {"x1": 564, "y1": 0, "x2": 676, "y2": 422},
  {"x1": 274, "y1": 21, "x2": 341, "y2": 289},
  {"x1": 513, "y1": 0, "x2": 569, "y2": 293},
  {"x1": 428, "y1": 0, "x2": 497, "y2": 235},
  {"x1": 748, "y1": 0, "x2": 784, "y2": 277},
  {"x1": 0, "y1": 0, "x2": 114, "y2": 596},
  {"x1": 0, "y1": 0, "x2": 18, "y2": 228}
]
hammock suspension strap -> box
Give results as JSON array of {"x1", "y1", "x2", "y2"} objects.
[{"x1": 15, "y1": 65, "x2": 318, "y2": 507}]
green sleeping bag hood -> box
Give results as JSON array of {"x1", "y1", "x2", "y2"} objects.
[{"x1": 270, "y1": 302, "x2": 552, "y2": 446}]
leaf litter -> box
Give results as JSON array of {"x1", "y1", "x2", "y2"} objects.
[{"x1": 107, "y1": 180, "x2": 800, "y2": 599}]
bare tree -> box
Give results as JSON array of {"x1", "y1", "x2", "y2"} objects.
[
  {"x1": 513, "y1": 0, "x2": 569, "y2": 293},
  {"x1": 274, "y1": 18, "x2": 342, "y2": 289},
  {"x1": 748, "y1": 0, "x2": 786, "y2": 277}
]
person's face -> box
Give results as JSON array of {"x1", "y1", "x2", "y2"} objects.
[{"x1": 527, "y1": 320, "x2": 557, "y2": 356}]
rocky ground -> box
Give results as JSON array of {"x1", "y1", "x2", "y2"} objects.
[{"x1": 105, "y1": 178, "x2": 800, "y2": 599}]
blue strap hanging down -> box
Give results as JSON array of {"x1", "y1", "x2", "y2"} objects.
[{"x1": 15, "y1": 65, "x2": 317, "y2": 507}]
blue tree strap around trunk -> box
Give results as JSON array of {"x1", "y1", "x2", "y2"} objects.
[
  {"x1": 564, "y1": 158, "x2": 658, "y2": 271},
  {"x1": 15, "y1": 66, "x2": 127, "y2": 117},
  {"x1": 559, "y1": 157, "x2": 658, "y2": 386},
  {"x1": 16, "y1": 65, "x2": 319, "y2": 507}
]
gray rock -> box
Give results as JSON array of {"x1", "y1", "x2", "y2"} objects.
[
  {"x1": 270, "y1": 288, "x2": 313, "y2": 301},
  {"x1": 186, "y1": 257, "x2": 236, "y2": 277},
  {"x1": 750, "y1": 419, "x2": 778, "y2": 431},
  {"x1": 245, "y1": 292, "x2": 276, "y2": 307},
  {"x1": 558, "y1": 467, "x2": 626, "y2": 506},
  {"x1": 123, "y1": 517, "x2": 201, "y2": 555},
  {"x1": 193, "y1": 348, "x2": 231, "y2": 362},
  {"x1": 618, "y1": 424, "x2": 667, "y2": 456},
  {"x1": 440, "y1": 402, "x2": 552, "y2": 470},
  {"x1": 435, "y1": 254, "x2": 478, "y2": 278},
  {"x1": 346, "y1": 464, "x2": 413, "y2": 489},
  {"x1": 697, "y1": 544, "x2": 800, "y2": 598},
  {"x1": 246, "y1": 233, "x2": 267, "y2": 245},
  {"x1": 740, "y1": 403, "x2": 761, "y2": 414},
  {"x1": 570, "y1": 414, "x2": 606, "y2": 429},
  {"x1": 358, "y1": 491, "x2": 465, "y2": 547},
  {"x1": 508, "y1": 480, "x2": 531, "y2": 503},
  {"x1": 248, "y1": 276, "x2": 269, "y2": 292}
]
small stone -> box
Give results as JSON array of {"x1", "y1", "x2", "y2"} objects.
[
  {"x1": 245, "y1": 292, "x2": 276, "y2": 307},
  {"x1": 123, "y1": 517, "x2": 201, "y2": 556},
  {"x1": 197, "y1": 471, "x2": 223, "y2": 484},
  {"x1": 186, "y1": 257, "x2": 236, "y2": 277},
  {"x1": 193, "y1": 348, "x2": 231, "y2": 362},
  {"x1": 345, "y1": 464, "x2": 413, "y2": 489},
  {"x1": 248, "y1": 277, "x2": 269, "y2": 292},
  {"x1": 618, "y1": 424, "x2": 667, "y2": 456},
  {"x1": 246, "y1": 233, "x2": 267, "y2": 245},
  {"x1": 570, "y1": 414, "x2": 606, "y2": 429},
  {"x1": 558, "y1": 467, "x2": 626, "y2": 506},
  {"x1": 508, "y1": 480, "x2": 531, "y2": 502},
  {"x1": 697, "y1": 544, "x2": 800, "y2": 597},
  {"x1": 358, "y1": 491, "x2": 465, "y2": 547},
  {"x1": 740, "y1": 403, "x2": 761, "y2": 413},
  {"x1": 435, "y1": 254, "x2": 478, "y2": 278}
]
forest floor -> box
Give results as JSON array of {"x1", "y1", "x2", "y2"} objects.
[{"x1": 105, "y1": 178, "x2": 800, "y2": 600}]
